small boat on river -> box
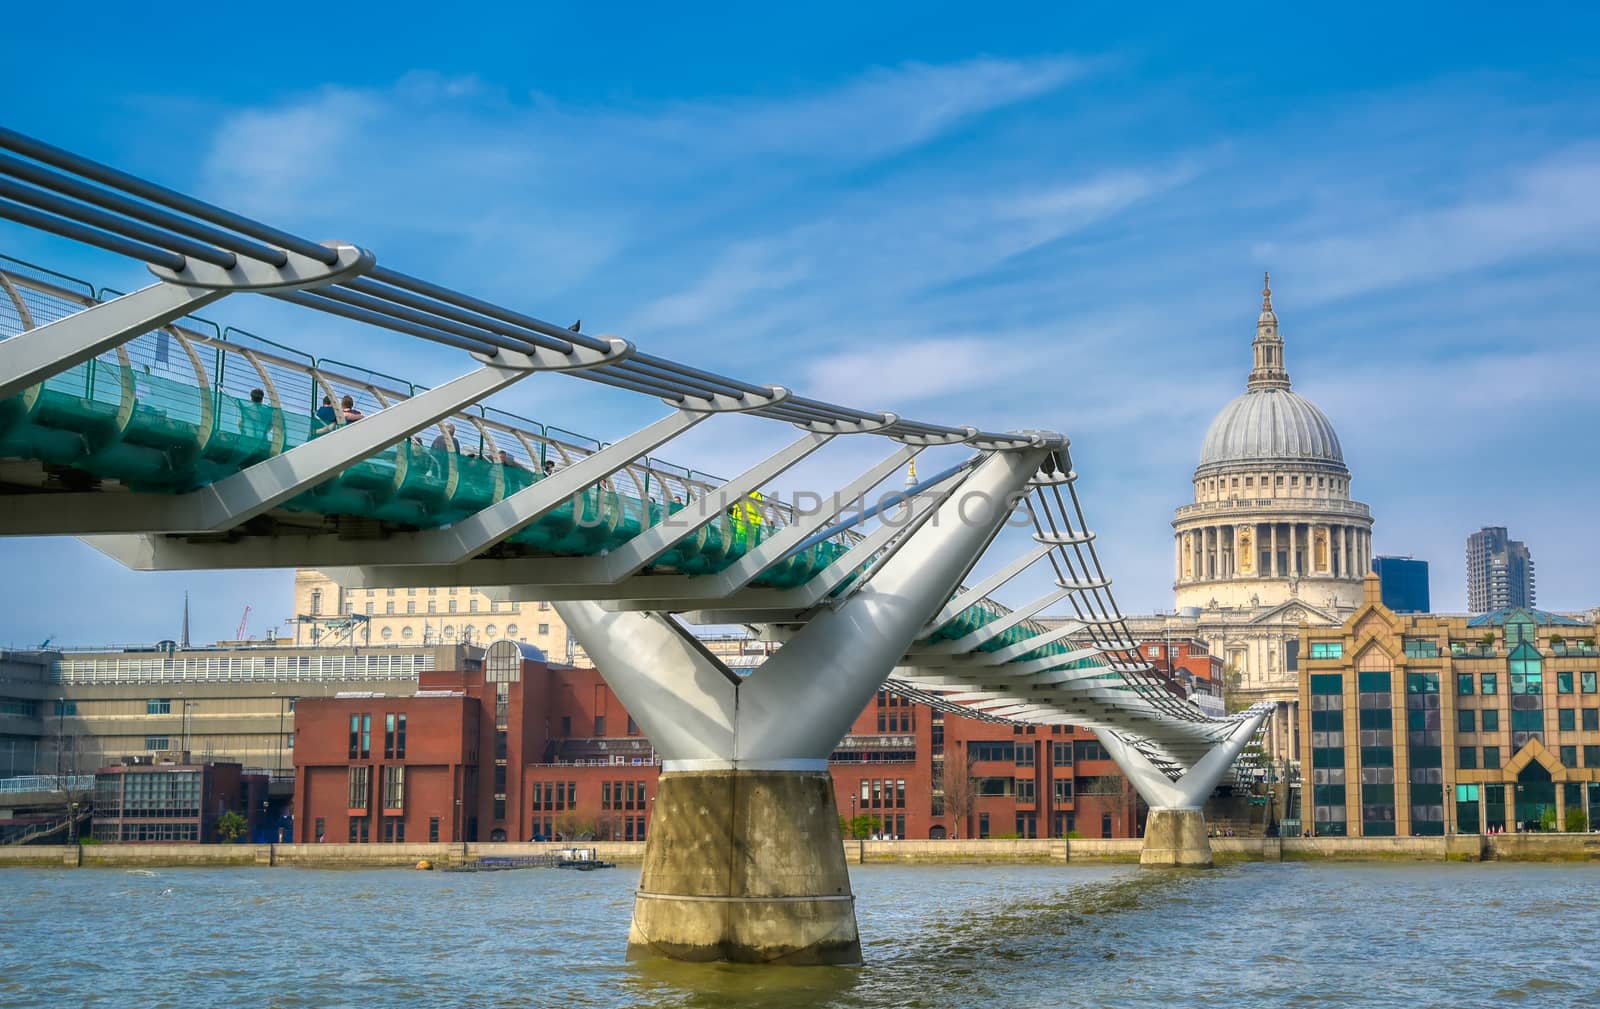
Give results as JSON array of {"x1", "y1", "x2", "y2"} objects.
[{"x1": 444, "y1": 847, "x2": 615, "y2": 873}]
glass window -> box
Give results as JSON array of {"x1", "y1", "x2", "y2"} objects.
[
  {"x1": 1482, "y1": 746, "x2": 1500, "y2": 769},
  {"x1": 1481, "y1": 673, "x2": 1498, "y2": 695},
  {"x1": 1456, "y1": 673, "x2": 1474, "y2": 696},
  {"x1": 348, "y1": 766, "x2": 369, "y2": 809},
  {"x1": 1560, "y1": 745, "x2": 1578, "y2": 768},
  {"x1": 1310, "y1": 642, "x2": 1343, "y2": 660},
  {"x1": 1585, "y1": 746, "x2": 1600, "y2": 768},
  {"x1": 1310, "y1": 674, "x2": 1343, "y2": 695},
  {"x1": 1481, "y1": 709, "x2": 1500, "y2": 732},
  {"x1": 1584, "y1": 708, "x2": 1599, "y2": 732},
  {"x1": 147, "y1": 698, "x2": 171, "y2": 715},
  {"x1": 1358, "y1": 671, "x2": 1392, "y2": 693},
  {"x1": 1457, "y1": 709, "x2": 1475, "y2": 734},
  {"x1": 1458, "y1": 747, "x2": 1477, "y2": 769},
  {"x1": 1583, "y1": 671, "x2": 1598, "y2": 693},
  {"x1": 1559, "y1": 709, "x2": 1576, "y2": 732},
  {"x1": 1558, "y1": 671, "x2": 1575, "y2": 694}
]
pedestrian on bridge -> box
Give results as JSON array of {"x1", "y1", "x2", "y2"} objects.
[{"x1": 314, "y1": 395, "x2": 338, "y2": 435}]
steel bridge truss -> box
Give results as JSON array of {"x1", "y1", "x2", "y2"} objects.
[{"x1": 0, "y1": 125, "x2": 1264, "y2": 783}]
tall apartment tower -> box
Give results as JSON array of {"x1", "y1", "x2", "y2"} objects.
[{"x1": 1465, "y1": 527, "x2": 1535, "y2": 614}]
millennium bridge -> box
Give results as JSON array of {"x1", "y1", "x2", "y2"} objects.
[{"x1": 0, "y1": 126, "x2": 1268, "y2": 964}]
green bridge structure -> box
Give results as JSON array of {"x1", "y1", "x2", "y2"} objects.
[{"x1": 0, "y1": 125, "x2": 1269, "y2": 965}]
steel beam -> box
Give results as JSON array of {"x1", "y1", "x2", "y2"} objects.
[
  {"x1": 921, "y1": 541, "x2": 1053, "y2": 635},
  {"x1": 0, "y1": 243, "x2": 370, "y2": 401}
]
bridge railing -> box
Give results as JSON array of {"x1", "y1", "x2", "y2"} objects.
[
  {"x1": 6, "y1": 255, "x2": 862, "y2": 548},
  {"x1": 0, "y1": 256, "x2": 1140, "y2": 716},
  {"x1": 0, "y1": 774, "x2": 96, "y2": 794}
]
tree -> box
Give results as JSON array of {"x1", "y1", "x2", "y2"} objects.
[
  {"x1": 1565, "y1": 806, "x2": 1588, "y2": 834},
  {"x1": 941, "y1": 745, "x2": 979, "y2": 839},
  {"x1": 216, "y1": 811, "x2": 248, "y2": 843},
  {"x1": 553, "y1": 813, "x2": 597, "y2": 841},
  {"x1": 846, "y1": 815, "x2": 875, "y2": 840},
  {"x1": 49, "y1": 705, "x2": 93, "y2": 843}
]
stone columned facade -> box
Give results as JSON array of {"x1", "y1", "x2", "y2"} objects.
[
  {"x1": 1128, "y1": 277, "x2": 1378, "y2": 777},
  {"x1": 1173, "y1": 275, "x2": 1374, "y2": 616}
]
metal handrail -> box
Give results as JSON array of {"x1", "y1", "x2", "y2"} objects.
[{"x1": 0, "y1": 774, "x2": 96, "y2": 794}]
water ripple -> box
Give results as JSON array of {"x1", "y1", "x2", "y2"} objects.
[{"x1": 0, "y1": 861, "x2": 1597, "y2": 1007}]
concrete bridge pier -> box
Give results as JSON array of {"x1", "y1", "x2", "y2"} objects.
[
  {"x1": 555, "y1": 446, "x2": 1052, "y2": 964},
  {"x1": 1094, "y1": 708, "x2": 1271, "y2": 867},
  {"x1": 630, "y1": 766, "x2": 859, "y2": 964},
  {"x1": 1138, "y1": 808, "x2": 1213, "y2": 867}
]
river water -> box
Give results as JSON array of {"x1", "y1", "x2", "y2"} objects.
[{"x1": 3, "y1": 861, "x2": 1598, "y2": 1008}]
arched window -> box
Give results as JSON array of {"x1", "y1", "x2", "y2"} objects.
[{"x1": 486, "y1": 640, "x2": 524, "y2": 683}]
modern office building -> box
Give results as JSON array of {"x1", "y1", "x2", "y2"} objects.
[
  {"x1": 3, "y1": 642, "x2": 471, "y2": 777},
  {"x1": 0, "y1": 631, "x2": 779, "y2": 783},
  {"x1": 1466, "y1": 527, "x2": 1536, "y2": 614},
  {"x1": 1299, "y1": 575, "x2": 1600, "y2": 836},
  {"x1": 0, "y1": 651, "x2": 51, "y2": 778},
  {"x1": 91, "y1": 759, "x2": 268, "y2": 843},
  {"x1": 1372, "y1": 556, "x2": 1431, "y2": 614},
  {"x1": 293, "y1": 639, "x2": 1160, "y2": 845}
]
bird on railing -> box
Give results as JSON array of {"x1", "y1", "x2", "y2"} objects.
[{"x1": 569, "y1": 320, "x2": 581, "y2": 332}]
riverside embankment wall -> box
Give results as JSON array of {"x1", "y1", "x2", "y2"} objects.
[{"x1": 5, "y1": 834, "x2": 1600, "y2": 868}]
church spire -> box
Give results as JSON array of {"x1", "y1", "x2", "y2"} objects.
[{"x1": 1247, "y1": 271, "x2": 1291, "y2": 391}]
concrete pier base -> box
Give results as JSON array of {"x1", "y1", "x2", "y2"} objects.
[
  {"x1": 626, "y1": 768, "x2": 861, "y2": 965},
  {"x1": 1140, "y1": 808, "x2": 1213, "y2": 867}
]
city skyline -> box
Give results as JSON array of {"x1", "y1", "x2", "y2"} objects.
[{"x1": 3, "y1": 6, "x2": 1599, "y2": 644}]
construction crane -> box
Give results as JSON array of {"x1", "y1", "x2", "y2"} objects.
[{"x1": 236, "y1": 605, "x2": 252, "y2": 641}]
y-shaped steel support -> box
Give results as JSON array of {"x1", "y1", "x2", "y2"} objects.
[
  {"x1": 554, "y1": 441, "x2": 1050, "y2": 965},
  {"x1": 1094, "y1": 706, "x2": 1271, "y2": 867}
]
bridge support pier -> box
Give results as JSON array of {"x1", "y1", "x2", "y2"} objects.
[
  {"x1": 1094, "y1": 706, "x2": 1271, "y2": 869},
  {"x1": 553, "y1": 444, "x2": 1051, "y2": 965},
  {"x1": 1139, "y1": 808, "x2": 1212, "y2": 867},
  {"x1": 629, "y1": 768, "x2": 859, "y2": 965}
]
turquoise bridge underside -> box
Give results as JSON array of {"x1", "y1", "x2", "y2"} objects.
[{"x1": 0, "y1": 257, "x2": 1077, "y2": 668}]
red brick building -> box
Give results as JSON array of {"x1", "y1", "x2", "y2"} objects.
[
  {"x1": 92, "y1": 758, "x2": 268, "y2": 843},
  {"x1": 295, "y1": 638, "x2": 1217, "y2": 844}
]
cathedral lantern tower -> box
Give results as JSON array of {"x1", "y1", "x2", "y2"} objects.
[{"x1": 1173, "y1": 276, "x2": 1374, "y2": 613}]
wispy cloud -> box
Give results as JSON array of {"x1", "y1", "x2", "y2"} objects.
[
  {"x1": 1258, "y1": 146, "x2": 1600, "y2": 302},
  {"x1": 5, "y1": 50, "x2": 1600, "y2": 644}
]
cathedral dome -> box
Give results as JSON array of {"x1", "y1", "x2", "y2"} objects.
[
  {"x1": 1197, "y1": 388, "x2": 1345, "y2": 476},
  {"x1": 1194, "y1": 274, "x2": 1348, "y2": 478}
]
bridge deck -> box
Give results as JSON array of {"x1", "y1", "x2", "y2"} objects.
[{"x1": 0, "y1": 257, "x2": 1090, "y2": 668}]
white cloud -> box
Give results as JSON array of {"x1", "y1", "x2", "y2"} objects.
[{"x1": 1257, "y1": 146, "x2": 1600, "y2": 303}]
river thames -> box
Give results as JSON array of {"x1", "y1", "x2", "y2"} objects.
[{"x1": 3, "y1": 862, "x2": 1599, "y2": 1007}]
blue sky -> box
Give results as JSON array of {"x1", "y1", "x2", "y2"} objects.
[{"x1": 2, "y1": 3, "x2": 1598, "y2": 645}]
